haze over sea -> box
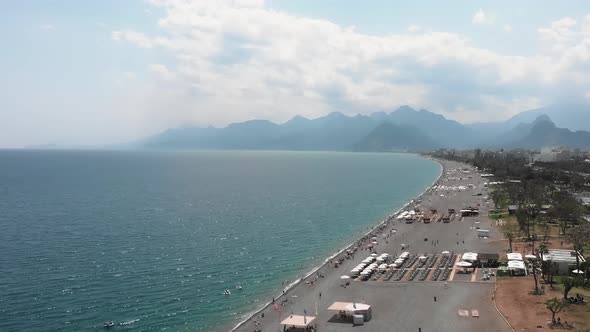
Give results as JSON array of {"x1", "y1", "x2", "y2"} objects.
[{"x1": 0, "y1": 150, "x2": 439, "y2": 331}]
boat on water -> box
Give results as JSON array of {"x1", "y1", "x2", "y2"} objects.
[
  {"x1": 103, "y1": 321, "x2": 115, "y2": 328},
  {"x1": 223, "y1": 289, "x2": 232, "y2": 295}
]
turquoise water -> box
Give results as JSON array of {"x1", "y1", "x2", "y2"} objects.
[{"x1": 0, "y1": 150, "x2": 439, "y2": 331}]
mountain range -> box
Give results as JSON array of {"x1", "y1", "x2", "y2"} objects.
[{"x1": 141, "y1": 105, "x2": 590, "y2": 152}]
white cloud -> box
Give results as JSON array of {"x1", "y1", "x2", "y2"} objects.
[
  {"x1": 112, "y1": 30, "x2": 154, "y2": 48},
  {"x1": 40, "y1": 24, "x2": 55, "y2": 31},
  {"x1": 503, "y1": 24, "x2": 512, "y2": 32},
  {"x1": 472, "y1": 9, "x2": 495, "y2": 25},
  {"x1": 109, "y1": 1, "x2": 590, "y2": 127}
]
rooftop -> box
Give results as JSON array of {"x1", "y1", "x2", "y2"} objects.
[{"x1": 542, "y1": 249, "x2": 586, "y2": 263}]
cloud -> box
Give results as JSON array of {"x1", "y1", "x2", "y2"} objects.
[
  {"x1": 40, "y1": 24, "x2": 55, "y2": 31},
  {"x1": 110, "y1": 1, "x2": 590, "y2": 127},
  {"x1": 112, "y1": 30, "x2": 153, "y2": 48},
  {"x1": 503, "y1": 24, "x2": 512, "y2": 32},
  {"x1": 472, "y1": 9, "x2": 495, "y2": 25}
]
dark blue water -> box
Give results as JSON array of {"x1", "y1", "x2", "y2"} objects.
[{"x1": 0, "y1": 150, "x2": 439, "y2": 331}]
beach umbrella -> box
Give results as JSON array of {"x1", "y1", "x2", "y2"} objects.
[
  {"x1": 370, "y1": 253, "x2": 378, "y2": 257},
  {"x1": 389, "y1": 263, "x2": 397, "y2": 267},
  {"x1": 455, "y1": 261, "x2": 472, "y2": 267},
  {"x1": 441, "y1": 251, "x2": 450, "y2": 255},
  {"x1": 372, "y1": 241, "x2": 378, "y2": 245},
  {"x1": 572, "y1": 269, "x2": 584, "y2": 274},
  {"x1": 419, "y1": 255, "x2": 427, "y2": 260},
  {"x1": 340, "y1": 275, "x2": 351, "y2": 280}
]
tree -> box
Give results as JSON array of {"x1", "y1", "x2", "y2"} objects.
[
  {"x1": 539, "y1": 222, "x2": 551, "y2": 242},
  {"x1": 545, "y1": 298, "x2": 568, "y2": 324},
  {"x1": 531, "y1": 259, "x2": 541, "y2": 295},
  {"x1": 565, "y1": 223, "x2": 590, "y2": 272},
  {"x1": 550, "y1": 191, "x2": 583, "y2": 236},
  {"x1": 561, "y1": 276, "x2": 583, "y2": 299},
  {"x1": 490, "y1": 189, "x2": 506, "y2": 209},
  {"x1": 503, "y1": 224, "x2": 517, "y2": 252},
  {"x1": 538, "y1": 244, "x2": 548, "y2": 279}
]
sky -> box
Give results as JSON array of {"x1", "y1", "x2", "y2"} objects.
[{"x1": 2, "y1": 0, "x2": 590, "y2": 147}]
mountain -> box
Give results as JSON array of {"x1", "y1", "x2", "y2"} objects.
[
  {"x1": 510, "y1": 117, "x2": 590, "y2": 149},
  {"x1": 386, "y1": 106, "x2": 471, "y2": 148},
  {"x1": 140, "y1": 104, "x2": 590, "y2": 152},
  {"x1": 478, "y1": 101, "x2": 590, "y2": 132},
  {"x1": 353, "y1": 122, "x2": 439, "y2": 152},
  {"x1": 142, "y1": 106, "x2": 464, "y2": 151}
]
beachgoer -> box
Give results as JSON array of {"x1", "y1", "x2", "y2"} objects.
[{"x1": 319, "y1": 292, "x2": 321, "y2": 299}]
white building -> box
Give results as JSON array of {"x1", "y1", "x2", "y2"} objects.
[
  {"x1": 542, "y1": 249, "x2": 586, "y2": 274},
  {"x1": 534, "y1": 147, "x2": 571, "y2": 163}
]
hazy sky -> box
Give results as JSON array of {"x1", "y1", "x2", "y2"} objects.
[{"x1": 3, "y1": 0, "x2": 590, "y2": 147}]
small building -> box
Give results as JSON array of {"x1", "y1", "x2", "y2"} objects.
[
  {"x1": 508, "y1": 205, "x2": 519, "y2": 215},
  {"x1": 478, "y1": 253, "x2": 499, "y2": 267},
  {"x1": 542, "y1": 249, "x2": 587, "y2": 275}
]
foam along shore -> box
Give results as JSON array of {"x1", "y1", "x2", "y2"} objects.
[{"x1": 228, "y1": 156, "x2": 444, "y2": 332}]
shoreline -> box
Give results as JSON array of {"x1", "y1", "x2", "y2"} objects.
[{"x1": 228, "y1": 155, "x2": 444, "y2": 331}]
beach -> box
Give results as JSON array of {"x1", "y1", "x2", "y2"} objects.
[{"x1": 228, "y1": 158, "x2": 512, "y2": 332}]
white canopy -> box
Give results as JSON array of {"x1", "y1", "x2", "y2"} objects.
[
  {"x1": 345, "y1": 303, "x2": 371, "y2": 312},
  {"x1": 441, "y1": 251, "x2": 451, "y2": 255},
  {"x1": 525, "y1": 254, "x2": 537, "y2": 260},
  {"x1": 370, "y1": 253, "x2": 378, "y2": 257},
  {"x1": 507, "y1": 253, "x2": 523, "y2": 261},
  {"x1": 455, "y1": 261, "x2": 472, "y2": 267},
  {"x1": 572, "y1": 269, "x2": 584, "y2": 274},
  {"x1": 419, "y1": 255, "x2": 427, "y2": 260},
  {"x1": 376, "y1": 257, "x2": 384, "y2": 262},
  {"x1": 461, "y1": 253, "x2": 478, "y2": 261},
  {"x1": 340, "y1": 275, "x2": 351, "y2": 280},
  {"x1": 281, "y1": 315, "x2": 316, "y2": 328}
]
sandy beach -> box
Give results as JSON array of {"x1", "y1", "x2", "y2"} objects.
[{"x1": 226, "y1": 158, "x2": 511, "y2": 332}]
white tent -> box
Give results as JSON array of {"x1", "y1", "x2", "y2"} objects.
[
  {"x1": 525, "y1": 254, "x2": 537, "y2": 260},
  {"x1": 455, "y1": 261, "x2": 472, "y2": 267},
  {"x1": 461, "y1": 253, "x2": 478, "y2": 261},
  {"x1": 441, "y1": 251, "x2": 450, "y2": 255},
  {"x1": 507, "y1": 253, "x2": 523, "y2": 261},
  {"x1": 572, "y1": 269, "x2": 584, "y2": 274},
  {"x1": 419, "y1": 255, "x2": 427, "y2": 260},
  {"x1": 370, "y1": 253, "x2": 378, "y2": 257},
  {"x1": 340, "y1": 275, "x2": 351, "y2": 280}
]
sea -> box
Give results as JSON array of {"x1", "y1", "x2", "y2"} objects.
[{"x1": 0, "y1": 149, "x2": 440, "y2": 331}]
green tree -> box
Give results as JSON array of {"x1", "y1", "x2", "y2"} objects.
[
  {"x1": 561, "y1": 276, "x2": 583, "y2": 299},
  {"x1": 565, "y1": 223, "x2": 590, "y2": 272},
  {"x1": 545, "y1": 298, "x2": 568, "y2": 324},
  {"x1": 538, "y1": 244, "x2": 548, "y2": 279},
  {"x1": 503, "y1": 224, "x2": 517, "y2": 252}
]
